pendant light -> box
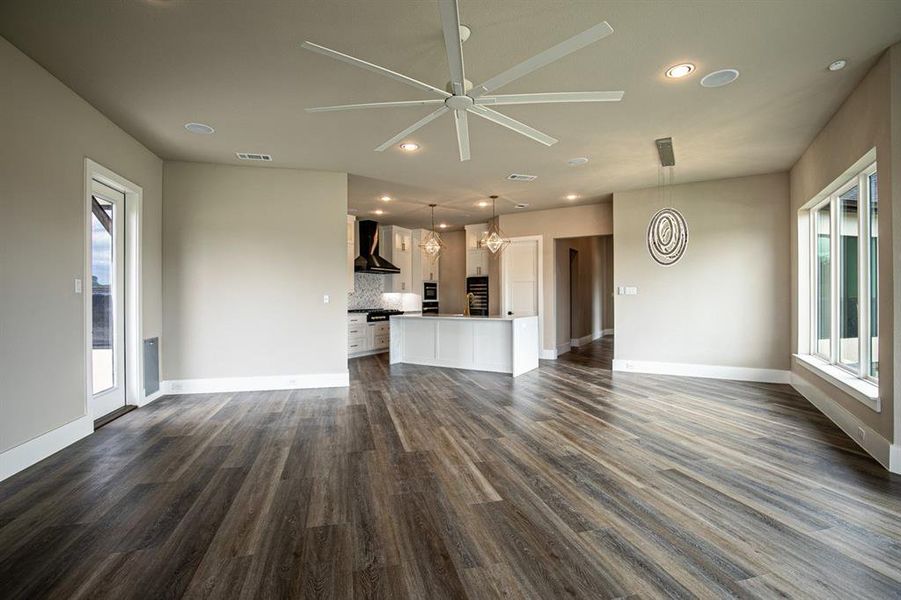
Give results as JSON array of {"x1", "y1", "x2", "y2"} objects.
[
  {"x1": 480, "y1": 195, "x2": 510, "y2": 255},
  {"x1": 419, "y1": 203, "x2": 445, "y2": 261}
]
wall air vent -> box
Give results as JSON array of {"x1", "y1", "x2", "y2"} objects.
[
  {"x1": 236, "y1": 152, "x2": 273, "y2": 161},
  {"x1": 506, "y1": 173, "x2": 537, "y2": 182}
]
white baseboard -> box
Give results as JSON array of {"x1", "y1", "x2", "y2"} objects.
[
  {"x1": 160, "y1": 371, "x2": 350, "y2": 395},
  {"x1": 0, "y1": 415, "x2": 94, "y2": 482},
  {"x1": 602, "y1": 328, "x2": 614, "y2": 337},
  {"x1": 557, "y1": 341, "x2": 572, "y2": 356},
  {"x1": 139, "y1": 389, "x2": 164, "y2": 406},
  {"x1": 570, "y1": 334, "x2": 594, "y2": 348},
  {"x1": 612, "y1": 359, "x2": 791, "y2": 384},
  {"x1": 790, "y1": 372, "x2": 897, "y2": 473},
  {"x1": 348, "y1": 349, "x2": 388, "y2": 359},
  {"x1": 539, "y1": 348, "x2": 557, "y2": 360}
]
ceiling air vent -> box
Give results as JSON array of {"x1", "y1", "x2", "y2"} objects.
[
  {"x1": 236, "y1": 152, "x2": 272, "y2": 161},
  {"x1": 655, "y1": 138, "x2": 675, "y2": 167},
  {"x1": 506, "y1": 173, "x2": 537, "y2": 182}
]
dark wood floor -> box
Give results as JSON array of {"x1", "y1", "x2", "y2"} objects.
[{"x1": 1, "y1": 337, "x2": 899, "y2": 599}]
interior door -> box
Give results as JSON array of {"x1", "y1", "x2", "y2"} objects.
[
  {"x1": 90, "y1": 179, "x2": 126, "y2": 419},
  {"x1": 503, "y1": 238, "x2": 539, "y2": 316}
]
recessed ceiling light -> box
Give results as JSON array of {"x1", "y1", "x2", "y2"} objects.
[
  {"x1": 380, "y1": 195, "x2": 392, "y2": 202},
  {"x1": 477, "y1": 200, "x2": 490, "y2": 208},
  {"x1": 565, "y1": 194, "x2": 579, "y2": 201},
  {"x1": 373, "y1": 209, "x2": 385, "y2": 215},
  {"x1": 665, "y1": 63, "x2": 695, "y2": 79},
  {"x1": 828, "y1": 59, "x2": 847, "y2": 72},
  {"x1": 514, "y1": 203, "x2": 529, "y2": 209},
  {"x1": 184, "y1": 122, "x2": 214, "y2": 134},
  {"x1": 700, "y1": 68, "x2": 740, "y2": 88},
  {"x1": 567, "y1": 157, "x2": 589, "y2": 167},
  {"x1": 438, "y1": 223, "x2": 448, "y2": 229},
  {"x1": 399, "y1": 142, "x2": 419, "y2": 152}
]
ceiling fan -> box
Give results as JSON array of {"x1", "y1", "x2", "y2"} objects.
[{"x1": 301, "y1": 0, "x2": 623, "y2": 161}]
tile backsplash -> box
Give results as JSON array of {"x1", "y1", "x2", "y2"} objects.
[
  {"x1": 347, "y1": 273, "x2": 419, "y2": 311},
  {"x1": 348, "y1": 273, "x2": 385, "y2": 309}
]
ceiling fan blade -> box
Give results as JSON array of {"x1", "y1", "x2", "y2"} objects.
[
  {"x1": 476, "y1": 91, "x2": 624, "y2": 105},
  {"x1": 454, "y1": 109, "x2": 471, "y2": 161},
  {"x1": 374, "y1": 106, "x2": 449, "y2": 151},
  {"x1": 301, "y1": 41, "x2": 450, "y2": 98},
  {"x1": 468, "y1": 105, "x2": 557, "y2": 146},
  {"x1": 469, "y1": 21, "x2": 614, "y2": 99},
  {"x1": 437, "y1": 0, "x2": 467, "y2": 96},
  {"x1": 306, "y1": 99, "x2": 446, "y2": 113}
]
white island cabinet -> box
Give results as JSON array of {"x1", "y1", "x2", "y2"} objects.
[{"x1": 389, "y1": 314, "x2": 539, "y2": 376}]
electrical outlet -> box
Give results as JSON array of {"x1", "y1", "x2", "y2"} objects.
[
  {"x1": 323, "y1": 294, "x2": 330, "y2": 304},
  {"x1": 857, "y1": 427, "x2": 866, "y2": 443}
]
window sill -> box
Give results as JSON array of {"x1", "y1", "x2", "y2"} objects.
[{"x1": 793, "y1": 354, "x2": 880, "y2": 412}]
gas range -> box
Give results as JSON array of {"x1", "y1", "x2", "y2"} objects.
[{"x1": 348, "y1": 308, "x2": 404, "y2": 322}]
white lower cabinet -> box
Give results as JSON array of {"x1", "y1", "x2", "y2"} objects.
[{"x1": 348, "y1": 315, "x2": 391, "y2": 357}]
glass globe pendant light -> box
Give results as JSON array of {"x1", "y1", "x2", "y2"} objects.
[
  {"x1": 480, "y1": 195, "x2": 510, "y2": 255},
  {"x1": 419, "y1": 203, "x2": 445, "y2": 261}
]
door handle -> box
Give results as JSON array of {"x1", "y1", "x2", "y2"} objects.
[{"x1": 507, "y1": 311, "x2": 513, "y2": 316}]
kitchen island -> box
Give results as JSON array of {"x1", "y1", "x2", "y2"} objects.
[{"x1": 389, "y1": 314, "x2": 539, "y2": 376}]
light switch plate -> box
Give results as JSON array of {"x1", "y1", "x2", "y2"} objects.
[
  {"x1": 323, "y1": 294, "x2": 330, "y2": 304},
  {"x1": 74, "y1": 278, "x2": 82, "y2": 294}
]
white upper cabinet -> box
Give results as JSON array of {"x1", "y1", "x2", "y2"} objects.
[
  {"x1": 411, "y1": 229, "x2": 439, "y2": 287},
  {"x1": 465, "y1": 223, "x2": 489, "y2": 277},
  {"x1": 380, "y1": 225, "x2": 412, "y2": 293},
  {"x1": 422, "y1": 251, "x2": 439, "y2": 282}
]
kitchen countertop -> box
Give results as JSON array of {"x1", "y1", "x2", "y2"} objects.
[{"x1": 390, "y1": 313, "x2": 536, "y2": 321}]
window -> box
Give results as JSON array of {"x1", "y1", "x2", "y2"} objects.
[{"x1": 809, "y1": 160, "x2": 878, "y2": 383}]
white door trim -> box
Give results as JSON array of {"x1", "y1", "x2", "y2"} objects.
[
  {"x1": 84, "y1": 158, "x2": 144, "y2": 422},
  {"x1": 500, "y1": 235, "x2": 543, "y2": 354}
]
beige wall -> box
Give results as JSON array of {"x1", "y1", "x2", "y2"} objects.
[
  {"x1": 790, "y1": 47, "x2": 896, "y2": 441},
  {"x1": 0, "y1": 37, "x2": 163, "y2": 454},
  {"x1": 162, "y1": 162, "x2": 347, "y2": 380},
  {"x1": 438, "y1": 230, "x2": 466, "y2": 315},
  {"x1": 497, "y1": 203, "x2": 614, "y2": 353},
  {"x1": 601, "y1": 235, "x2": 614, "y2": 331},
  {"x1": 614, "y1": 173, "x2": 790, "y2": 370},
  {"x1": 892, "y1": 45, "x2": 901, "y2": 447},
  {"x1": 555, "y1": 235, "x2": 613, "y2": 350}
]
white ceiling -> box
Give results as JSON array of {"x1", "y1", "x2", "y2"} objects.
[{"x1": 2, "y1": 0, "x2": 899, "y2": 229}]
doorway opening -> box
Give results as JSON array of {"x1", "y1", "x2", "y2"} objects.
[
  {"x1": 85, "y1": 159, "x2": 144, "y2": 426},
  {"x1": 553, "y1": 235, "x2": 614, "y2": 366}
]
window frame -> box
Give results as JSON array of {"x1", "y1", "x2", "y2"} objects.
[{"x1": 807, "y1": 160, "x2": 877, "y2": 384}]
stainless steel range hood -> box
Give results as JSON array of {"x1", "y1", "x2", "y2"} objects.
[{"x1": 354, "y1": 220, "x2": 400, "y2": 274}]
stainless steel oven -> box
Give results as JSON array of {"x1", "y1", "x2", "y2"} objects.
[{"x1": 423, "y1": 281, "x2": 438, "y2": 302}]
